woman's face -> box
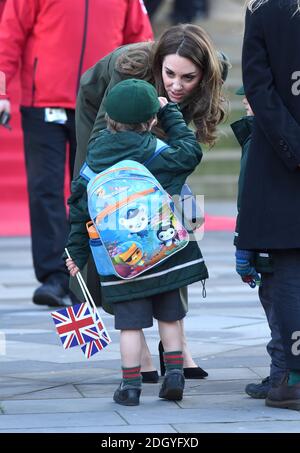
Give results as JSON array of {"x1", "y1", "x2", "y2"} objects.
[{"x1": 162, "y1": 54, "x2": 203, "y2": 103}]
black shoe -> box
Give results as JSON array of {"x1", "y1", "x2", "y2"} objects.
[
  {"x1": 159, "y1": 369, "x2": 185, "y2": 401},
  {"x1": 158, "y1": 341, "x2": 208, "y2": 379},
  {"x1": 266, "y1": 380, "x2": 300, "y2": 410},
  {"x1": 245, "y1": 376, "x2": 272, "y2": 399},
  {"x1": 141, "y1": 371, "x2": 159, "y2": 383},
  {"x1": 184, "y1": 367, "x2": 208, "y2": 379},
  {"x1": 113, "y1": 382, "x2": 141, "y2": 406},
  {"x1": 33, "y1": 282, "x2": 72, "y2": 308}
]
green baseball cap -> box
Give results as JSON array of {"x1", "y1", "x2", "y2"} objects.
[
  {"x1": 105, "y1": 79, "x2": 160, "y2": 124},
  {"x1": 235, "y1": 85, "x2": 245, "y2": 95}
]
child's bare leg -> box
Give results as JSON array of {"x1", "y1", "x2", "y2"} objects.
[
  {"x1": 158, "y1": 320, "x2": 184, "y2": 400},
  {"x1": 114, "y1": 329, "x2": 142, "y2": 406},
  {"x1": 158, "y1": 320, "x2": 182, "y2": 356},
  {"x1": 120, "y1": 329, "x2": 142, "y2": 367}
]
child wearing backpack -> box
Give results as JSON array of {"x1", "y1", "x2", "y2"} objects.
[{"x1": 65, "y1": 78, "x2": 208, "y2": 406}]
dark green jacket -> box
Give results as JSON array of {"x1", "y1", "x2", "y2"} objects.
[
  {"x1": 67, "y1": 103, "x2": 208, "y2": 304},
  {"x1": 231, "y1": 115, "x2": 273, "y2": 274}
]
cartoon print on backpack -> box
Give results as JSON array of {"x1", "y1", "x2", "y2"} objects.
[
  {"x1": 83, "y1": 159, "x2": 190, "y2": 280},
  {"x1": 157, "y1": 218, "x2": 179, "y2": 247},
  {"x1": 119, "y1": 204, "x2": 150, "y2": 239}
]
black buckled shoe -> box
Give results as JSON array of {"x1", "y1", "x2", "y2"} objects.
[
  {"x1": 33, "y1": 282, "x2": 73, "y2": 307},
  {"x1": 245, "y1": 376, "x2": 272, "y2": 399},
  {"x1": 113, "y1": 382, "x2": 141, "y2": 406},
  {"x1": 266, "y1": 381, "x2": 300, "y2": 410},
  {"x1": 159, "y1": 369, "x2": 185, "y2": 401}
]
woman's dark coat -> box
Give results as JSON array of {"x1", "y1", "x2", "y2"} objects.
[{"x1": 237, "y1": 0, "x2": 300, "y2": 250}]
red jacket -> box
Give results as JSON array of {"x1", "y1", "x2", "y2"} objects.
[{"x1": 0, "y1": 0, "x2": 153, "y2": 108}]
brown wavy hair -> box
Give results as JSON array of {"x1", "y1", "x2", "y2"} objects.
[{"x1": 116, "y1": 25, "x2": 227, "y2": 146}]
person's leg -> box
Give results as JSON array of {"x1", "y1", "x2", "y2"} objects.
[
  {"x1": 172, "y1": 0, "x2": 198, "y2": 23},
  {"x1": 21, "y1": 107, "x2": 71, "y2": 306},
  {"x1": 158, "y1": 319, "x2": 182, "y2": 354},
  {"x1": 158, "y1": 319, "x2": 185, "y2": 400},
  {"x1": 113, "y1": 297, "x2": 154, "y2": 405},
  {"x1": 261, "y1": 273, "x2": 287, "y2": 378},
  {"x1": 265, "y1": 250, "x2": 300, "y2": 410},
  {"x1": 180, "y1": 318, "x2": 195, "y2": 368},
  {"x1": 159, "y1": 287, "x2": 208, "y2": 378},
  {"x1": 179, "y1": 319, "x2": 209, "y2": 378},
  {"x1": 245, "y1": 272, "x2": 287, "y2": 398},
  {"x1": 120, "y1": 329, "x2": 143, "y2": 368},
  {"x1": 140, "y1": 331, "x2": 159, "y2": 383},
  {"x1": 113, "y1": 329, "x2": 142, "y2": 406},
  {"x1": 152, "y1": 289, "x2": 186, "y2": 400},
  {"x1": 140, "y1": 331, "x2": 156, "y2": 371},
  {"x1": 144, "y1": 0, "x2": 163, "y2": 18},
  {"x1": 194, "y1": 0, "x2": 210, "y2": 18},
  {"x1": 65, "y1": 109, "x2": 76, "y2": 179}
]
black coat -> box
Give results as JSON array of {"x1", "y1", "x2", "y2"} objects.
[{"x1": 237, "y1": 0, "x2": 300, "y2": 250}]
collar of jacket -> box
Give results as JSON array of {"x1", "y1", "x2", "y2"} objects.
[
  {"x1": 86, "y1": 129, "x2": 157, "y2": 172},
  {"x1": 230, "y1": 115, "x2": 254, "y2": 147}
]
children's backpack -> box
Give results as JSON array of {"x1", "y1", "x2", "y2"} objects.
[{"x1": 80, "y1": 140, "x2": 190, "y2": 280}]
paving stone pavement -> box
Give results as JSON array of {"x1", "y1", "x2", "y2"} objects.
[{"x1": 1, "y1": 209, "x2": 300, "y2": 434}]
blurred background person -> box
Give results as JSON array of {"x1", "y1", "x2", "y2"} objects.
[
  {"x1": 171, "y1": 0, "x2": 210, "y2": 23},
  {"x1": 144, "y1": 0, "x2": 210, "y2": 23},
  {"x1": 0, "y1": 0, "x2": 153, "y2": 308}
]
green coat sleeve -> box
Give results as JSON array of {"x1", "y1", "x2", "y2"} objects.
[
  {"x1": 157, "y1": 103, "x2": 203, "y2": 173},
  {"x1": 66, "y1": 177, "x2": 91, "y2": 270}
]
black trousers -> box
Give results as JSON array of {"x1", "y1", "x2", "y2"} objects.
[
  {"x1": 172, "y1": 0, "x2": 209, "y2": 22},
  {"x1": 21, "y1": 106, "x2": 76, "y2": 285},
  {"x1": 270, "y1": 250, "x2": 300, "y2": 370},
  {"x1": 144, "y1": 0, "x2": 209, "y2": 21},
  {"x1": 144, "y1": 0, "x2": 162, "y2": 18}
]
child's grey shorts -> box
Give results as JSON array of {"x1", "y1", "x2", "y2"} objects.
[{"x1": 113, "y1": 289, "x2": 186, "y2": 330}]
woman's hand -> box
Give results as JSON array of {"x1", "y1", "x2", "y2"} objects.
[
  {"x1": 158, "y1": 97, "x2": 168, "y2": 108},
  {"x1": 65, "y1": 258, "x2": 80, "y2": 277}
]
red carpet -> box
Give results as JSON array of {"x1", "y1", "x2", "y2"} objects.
[
  {"x1": 0, "y1": 74, "x2": 72, "y2": 237},
  {"x1": 0, "y1": 76, "x2": 235, "y2": 237},
  {"x1": 204, "y1": 214, "x2": 236, "y2": 232},
  {"x1": 0, "y1": 75, "x2": 29, "y2": 236}
]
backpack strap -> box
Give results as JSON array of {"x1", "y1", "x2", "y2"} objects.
[
  {"x1": 80, "y1": 161, "x2": 98, "y2": 182},
  {"x1": 79, "y1": 138, "x2": 170, "y2": 180},
  {"x1": 143, "y1": 138, "x2": 170, "y2": 166}
]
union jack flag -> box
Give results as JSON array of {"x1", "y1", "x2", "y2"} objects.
[
  {"x1": 81, "y1": 310, "x2": 112, "y2": 358},
  {"x1": 51, "y1": 303, "x2": 101, "y2": 349}
]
